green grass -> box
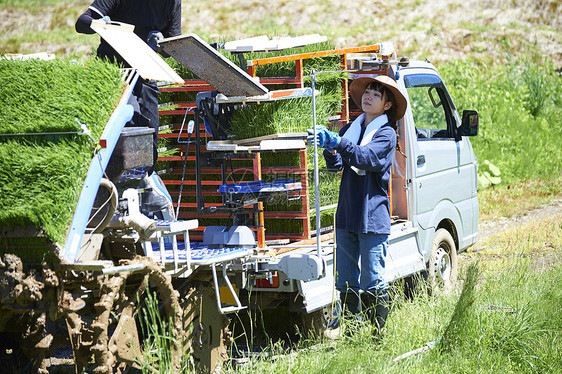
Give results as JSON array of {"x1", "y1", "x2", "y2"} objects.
[
  {"x1": 137, "y1": 291, "x2": 183, "y2": 373},
  {"x1": 478, "y1": 177, "x2": 562, "y2": 222},
  {"x1": 222, "y1": 215, "x2": 562, "y2": 373},
  {"x1": 440, "y1": 56, "x2": 562, "y2": 184},
  {"x1": 131, "y1": 215, "x2": 560, "y2": 373}
]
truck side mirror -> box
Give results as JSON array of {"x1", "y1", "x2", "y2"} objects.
[{"x1": 461, "y1": 110, "x2": 479, "y2": 136}]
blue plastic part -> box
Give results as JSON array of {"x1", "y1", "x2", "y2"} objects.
[
  {"x1": 217, "y1": 179, "x2": 298, "y2": 194},
  {"x1": 62, "y1": 104, "x2": 135, "y2": 263},
  {"x1": 150, "y1": 241, "x2": 250, "y2": 262},
  {"x1": 114, "y1": 166, "x2": 151, "y2": 184}
]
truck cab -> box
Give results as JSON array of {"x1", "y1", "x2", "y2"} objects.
[{"x1": 402, "y1": 60, "x2": 478, "y2": 250}]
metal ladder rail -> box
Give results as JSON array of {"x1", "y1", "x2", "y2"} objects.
[
  {"x1": 210, "y1": 263, "x2": 246, "y2": 314},
  {"x1": 143, "y1": 220, "x2": 249, "y2": 313},
  {"x1": 142, "y1": 219, "x2": 198, "y2": 273}
]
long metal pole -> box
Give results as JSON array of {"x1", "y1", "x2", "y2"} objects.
[{"x1": 311, "y1": 71, "x2": 321, "y2": 258}]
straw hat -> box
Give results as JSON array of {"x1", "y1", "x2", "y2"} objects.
[{"x1": 349, "y1": 75, "x2": 407, "y2": 120}]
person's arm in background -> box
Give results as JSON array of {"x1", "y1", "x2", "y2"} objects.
[{"x1": 75, "y1": 5, "x2": 108, "y2": 34}]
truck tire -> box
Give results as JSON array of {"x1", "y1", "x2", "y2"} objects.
[
  {"x1": 300, "y1": 306, "x2": 331, "y2": 339},
  {"x1": 428, "y1": 228, "x2": 458, "y2": 292},
  {"x1": 182, "y1": 282, "x2": 230, "y2": 374}
]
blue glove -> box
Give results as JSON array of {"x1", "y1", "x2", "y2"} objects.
[
  {"x1": 101, "y1": 16, "x2": 111, "y2": 23},
  {"x1": 307, "y1": 125, "x2": 341, "y2": 150},
  {"x1": 324, "y1": 127, "x2": 341, "y2": 149},
  {"x1": 147, "y1": 31, "x2": 164, "y2": 51}
]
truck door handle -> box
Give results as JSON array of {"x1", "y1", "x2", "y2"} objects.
[{"x1": 417, "y1": 155, "x2": 425, "y2": 166}]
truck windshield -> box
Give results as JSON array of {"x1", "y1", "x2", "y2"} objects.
[
  {"x1": 404, "y1": 74, "x2": 452, "y2": 139},
  {"x1": 404, "y1": 73, "x2": 443, "y2": 88}
]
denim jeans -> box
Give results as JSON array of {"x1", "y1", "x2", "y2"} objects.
[{"x1": 335, "y1": 228, "x2": 389, "y2": 295}]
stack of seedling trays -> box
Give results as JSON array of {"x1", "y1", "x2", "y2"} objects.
[
  {"x1": 157, "y1": 40, "x2": 345, "y2": 242},
  {"x1": 0, "y1": 58, "x2": 125, "y2": 262}
]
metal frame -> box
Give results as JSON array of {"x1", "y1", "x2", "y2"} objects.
[{"x1": 62, "y1": 70, "x2": 140, "y2": 263}]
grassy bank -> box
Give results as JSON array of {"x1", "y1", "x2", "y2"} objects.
[
  {"x1": 1, "y1": 1, "x2": 560, "y2": 69},
  {"x1": 437, "y1": 54, "x2": 562, "y2": 218},
  {"x1": 440, "y1": 56, "x2": 562, "y2": 185},
  {"x1": 478, "y1": 177, "x2": 562, "y2": 221}
]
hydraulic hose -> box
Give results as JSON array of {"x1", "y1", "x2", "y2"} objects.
[{"x1": 93, "y1": 178, "x2": 118, "y2": 233}]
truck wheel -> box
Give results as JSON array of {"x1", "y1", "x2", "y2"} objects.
[
  {"x1": 428, "y1": 229, "x2": 457, "y2": 292},
  {"x1": 182, "y1": 282, "x2": 230, "y2": 374},
  {"x1": 300, "y1": 306, "x2": 331, "y2": 339}
]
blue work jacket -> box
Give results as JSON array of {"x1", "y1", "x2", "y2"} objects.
[{"x1": 323, "y1": 122, "x2": 396, "y2": 234}]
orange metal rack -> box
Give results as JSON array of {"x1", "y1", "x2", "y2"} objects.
[{"x1": 158, "y1": 44, "x2": 385, "y2": 245}]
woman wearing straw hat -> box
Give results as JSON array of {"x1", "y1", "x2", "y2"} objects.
[{"x1": 309, "y1": 75, "x2": 407, "y2": 338}]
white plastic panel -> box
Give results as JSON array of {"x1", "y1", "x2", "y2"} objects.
[{"x1": 90, "y1": 20, "x2": 184, "y2": 83}]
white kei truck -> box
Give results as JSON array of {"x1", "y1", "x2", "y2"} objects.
[{"x1": 248, "y1": 54, "x2": 480, "y2": 328}]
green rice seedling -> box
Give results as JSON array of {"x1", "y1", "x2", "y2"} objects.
[
  {"x1": 0, "y1": 58, "x2": 123, "y2": 136},
  {"x1": 0, "y1": 138, "x2": 92, "y2": 245},
  {"x1": 227, "y1": 94, "x2": 327, "y2": 139},
  {"x1": 243, "y1": 41, "x2": 337, "y2": 77},
  {"x1": 0, "y1": 58, "x2": 124, "y2": 248},
  {"x1": 307, "y1": 152, "x2": 341, "y2": 209},
  {"x1": 228, "y1": 90, "x2": 341, "y2": 193},
  {"x1": 164, "y1": 40, "x2": 339, "y2": 83}
]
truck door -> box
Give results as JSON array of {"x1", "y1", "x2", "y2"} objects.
[{"x1": 403, "y1": 72, "x2": 477, "y2": 254}]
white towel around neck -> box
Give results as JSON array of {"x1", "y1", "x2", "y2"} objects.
[{"x1": 342, "y1": 114, "x2": 388, "y2": 175}]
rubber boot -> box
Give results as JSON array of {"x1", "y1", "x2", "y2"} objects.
[
  {"x1": 341, "y1": 290, "x2": 362, "y2": 316},
  {"x1": 342, "y1": 290, "x2": 363, "y2": 337},
  {"x1": 365, "y1": 291, "x2": 389, "y2": 340},
  {"x1": 324, "y1": 291, "x2": 362, "y2": 340}
]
